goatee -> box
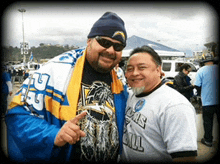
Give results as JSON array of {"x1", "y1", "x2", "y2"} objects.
[{"x1": 131, "y1": 86, "x2": 145, "y2": 96}]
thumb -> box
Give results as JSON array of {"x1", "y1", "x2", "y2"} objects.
[{"x1": 71, "y1": 111, "x2": 87, "y2": 124}]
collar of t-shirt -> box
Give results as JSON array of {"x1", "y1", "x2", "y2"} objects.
[
  {"x1": 82, "y1": 59, "x2": 112, "y2": 86},
  {"x1": 135, "y1": 82, "x2": 163, "y2": 98}
]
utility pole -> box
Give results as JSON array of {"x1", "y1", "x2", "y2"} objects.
[{"x1": 18, "y1": 9, "x2": 28, "y2": 63}]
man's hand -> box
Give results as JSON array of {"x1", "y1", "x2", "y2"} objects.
[{"x1": 54, "y1": 111, "x2": 87, "y2": 147}]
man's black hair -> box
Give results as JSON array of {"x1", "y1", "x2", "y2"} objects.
[
  {"x1": 179, "y1": 63, "x2": 191, "y2": 72},
  {"x1": 129, "y1": 45, "x2": 162, "y2": 66}
]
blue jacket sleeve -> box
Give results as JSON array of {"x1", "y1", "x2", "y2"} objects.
[
  {"x1": 5, "y1": 106, "x2": 60, "y2": 162},
  {"x1": 114, "y1": 85, "x2": 128, "y2": 154}
]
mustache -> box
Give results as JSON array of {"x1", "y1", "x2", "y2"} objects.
[{"x1": 99, "y1": 52, "x2": 116, "y2": 60}]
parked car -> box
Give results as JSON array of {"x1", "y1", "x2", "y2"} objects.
[{"x1": 162, "y1": 60, "x2": 198, "y2": 84}]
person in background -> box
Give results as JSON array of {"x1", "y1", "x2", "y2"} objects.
[
  {"x1": 10, "y1": 67, "x2": 16, "y2": 84},
  {"x1": 23, "y1": 69, "x2": 29, "y2": 81},
  {"x1": 173, "y1": 63, "x2": 195, "y2": 101},
  {"x1": 17, "y1": 68, "x2": 24, "y2": 83},
  {"x1": 5, "y1": 12, "x2": 128, "y2": 163},
  {"x1": 121, "y1": 46, "x2": 197, "y2": 163},
  {"x1": 194, "y1": 53, "x2": 219, "y2": 147},
  {"x1": 1, "y1": 66, "x2": 13, "y2": 116}
]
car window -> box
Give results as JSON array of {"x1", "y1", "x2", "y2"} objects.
[
  {"x1": 162, "y1": 62, "x2": 171, "y2": 71},
  {"x1": 175, "y1": 62, "x2": 184, "y2": 72}
]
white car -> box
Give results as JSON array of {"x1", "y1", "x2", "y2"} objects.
[{"x1": 162, "y1": 60, "x2": 198, "y2": 84}]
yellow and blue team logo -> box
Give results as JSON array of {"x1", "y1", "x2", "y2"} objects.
[
  {"x1": 135, "y1": 99, "x2": 146, "y2": 112},
  {"x1": 112, "y1": 31, "x2": 125, "y2": 42}
]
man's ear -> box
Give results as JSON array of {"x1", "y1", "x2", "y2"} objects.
[{"x1": 157, "y1": 65, "x2": 162, "y2": 77}]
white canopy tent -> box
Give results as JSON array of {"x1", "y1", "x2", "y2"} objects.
[
  {"x1": 122, "y1": 36, "x2": 186, "y2": 60},
  {"x1": 122, "y1": 49, "x2": 185, "y2": 58}
]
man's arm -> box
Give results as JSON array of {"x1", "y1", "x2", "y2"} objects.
[
  {"x1": 161, "y1": 103, "x2": 198, "y2": 162},
  {"x1": 194, "y1": 69, "x2": 202, "y2": 96},
  {"x1": 5, "y1": 106, "x2": 60, "y2": 161},
  {"x1": 6, "y1": 106, "x2": 88, "y2": 162},
  {"x1": 194, "y1": 85, "x2": 201, "y2": 96}
]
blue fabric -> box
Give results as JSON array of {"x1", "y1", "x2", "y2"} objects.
[
  {"x1": 114, "y1": 85, "x2": 128, "y2": 154},
  {"x1": 186, "y1": 75, "x2": 193, "y2": 97},
  {"x1": 6, "y1": 106, "x2": 60, "y2": 162},
  {"x1": 6, "y1": 90, "x2": 127, "y2": 162},
  {"x1": 2, "y1": 72, "x2": 11, "y2": 94},
  {"x1": 194, "y1": 65, "x2": 219, "y2": 106}
]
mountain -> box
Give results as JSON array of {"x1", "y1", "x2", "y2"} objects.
[{"x1": 125, "y1": 35, "x2": 180, "y2": 52}]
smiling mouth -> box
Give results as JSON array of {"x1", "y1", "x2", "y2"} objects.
[{"x1": 131, "y1": 79, "x2": 143, "y2": 82}]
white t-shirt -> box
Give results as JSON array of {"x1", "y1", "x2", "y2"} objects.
[{"x1": 121, "y1": 84, "x2": 197, "y2": 163}]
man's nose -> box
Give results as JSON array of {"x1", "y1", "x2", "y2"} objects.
[{"x1": 132, "y1": 68, "x2": 140, "y2": 76}]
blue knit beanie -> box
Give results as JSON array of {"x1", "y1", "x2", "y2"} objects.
[{"x1": 87, "y1": 12, "x2": 127, "y2": 45}]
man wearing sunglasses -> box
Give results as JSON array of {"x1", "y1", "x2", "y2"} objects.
[
  {"x1": 86, "y1": 35, "x2": 125, "y2": 74},
  {"x1": 6, "y1": 12, "x2": 128, "y2": 163}
]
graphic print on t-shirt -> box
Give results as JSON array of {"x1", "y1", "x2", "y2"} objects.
[
  {"x1": 123, "y1": 100, "x2": 147, "y2": 153},
  {"x1": 78, "y1": 81, "x2": 119, "y2": 162}
]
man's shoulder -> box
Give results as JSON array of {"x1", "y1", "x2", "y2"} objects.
[
  {"x1": 156, "y1": 86, "x2": 195, "y2": 119},
  {"x1": 30, "y1": 48, "x2": 85, "y2": 82},
  {"x1": 2, "y1": 72, "x2": 10, "y2": 81},
  {"x1": 157, "y1": 84, "x2": 177, "y2": 94},
  {"x1": 196, "y1": 65, "x2": 216, "y2": 77},
  {"x1": 158, "y1": 85, "x2": 191, "y2": 105},
  {"x1": 174, "y1": 73, "x2": 182, "y2": 81},
  {"x1": 197, "y1": 65, "x2": 211, "y2": 72},
  {"x1": 48, "y1": 48, "x2": 85, "y2": 64}
]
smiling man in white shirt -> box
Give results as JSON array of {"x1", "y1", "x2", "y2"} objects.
[{"x1": 121, "y1": 45, "x2": 198, "y2": 163}]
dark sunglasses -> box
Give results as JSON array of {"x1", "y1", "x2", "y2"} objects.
[{"x1": 95, "y1": 36, "x2": 125, "y2": 51}]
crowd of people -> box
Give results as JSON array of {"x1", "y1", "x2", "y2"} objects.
[
  {"x1": 1, "y1": 66, "x2": 30, "y2": 115},
  {"x1": 4, "y1": 67, "x2": 30, "y2": 84},
  {"x1": 2, "y1": 12, "x2": 219, "y2": 163}
]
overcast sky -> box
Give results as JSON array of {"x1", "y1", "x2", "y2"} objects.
[{"x1": 2, "y1": 1, "x2": 218, "y2": 56}]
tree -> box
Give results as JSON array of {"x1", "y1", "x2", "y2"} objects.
[{"x1": 39, "y1": 43, "x2": 44, "y2": 47}]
